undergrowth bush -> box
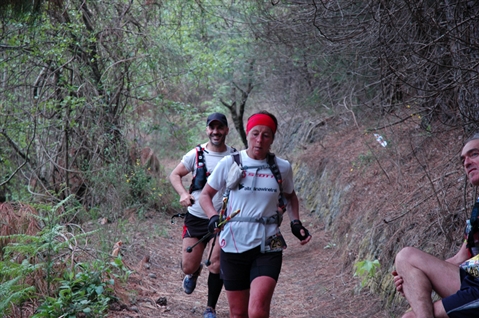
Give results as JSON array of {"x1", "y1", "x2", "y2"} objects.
[
  {"x1": 0, "y1": 196, "x2": 129, "y2": 317},
  {"x1": 33, "y1": 261, "x2": 115, "y2": 317},
  {"x1": 85, "y1": 160, "x2": 179, "y2": 222}
]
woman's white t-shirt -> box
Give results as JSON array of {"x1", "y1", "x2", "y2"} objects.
[{"x1": 207, "y1": 150, "x2": 294, "y2": 253}]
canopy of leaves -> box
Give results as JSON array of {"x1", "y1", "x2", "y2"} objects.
[{"x1": 0, "y1": 0, "x2": 478, "y2": 216}]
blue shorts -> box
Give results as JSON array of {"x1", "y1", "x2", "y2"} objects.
[
  {"x1": 442, "y1": 268, "x2": 479, "y2": 317},
  {"x1": 220, "y1": 246, "x2": 282, "y2": 291}
]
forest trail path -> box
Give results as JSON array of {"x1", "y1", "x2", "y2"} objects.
[{"x1": 106, "y1": 207, "x2": 399, "y2": 318}]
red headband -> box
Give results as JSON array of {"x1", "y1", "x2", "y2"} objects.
[{"x1": 246, "y1": 114, "x2": 277, "y2": 135}]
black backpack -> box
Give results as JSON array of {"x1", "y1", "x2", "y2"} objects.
[{"x1": 189, "y1": 145, "x2": 237, "y2": 194}]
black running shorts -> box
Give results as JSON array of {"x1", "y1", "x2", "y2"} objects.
[
  {"x1": 220, "y1": 246, "x2": 282, "y2": 291},
  {"x1": 442, "y1": 268, "x2": 479, "y2": 317},
  {"x1": 182, "y1": 212, "x2": 214, "y2": 244}
]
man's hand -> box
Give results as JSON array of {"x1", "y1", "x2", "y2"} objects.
[
  {"x1": 179, "y1": 193, "x2": 195, "y2": 207},
  {"x1": 391, "y1": 270, "x2": 405, "y2": 297},
  {"x1": 290, "y1": 220, "x2": 312, "y2": 245}
]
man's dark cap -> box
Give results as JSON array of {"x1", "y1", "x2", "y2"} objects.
[{"x1": 206, "y1": 112, "x2": 228, "y2": 127}]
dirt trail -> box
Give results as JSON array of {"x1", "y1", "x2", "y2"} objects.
[{"x1": 106, "y1": 207, "x2": 400, "y2": 318}]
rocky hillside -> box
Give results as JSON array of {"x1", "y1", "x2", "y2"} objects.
[{"x1": 283, "y1": 114, "x2": 471, "y2": 310}]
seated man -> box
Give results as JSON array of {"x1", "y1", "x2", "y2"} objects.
[{"x1": 392, "y1": 132, "x2": 479, "y2": 318}]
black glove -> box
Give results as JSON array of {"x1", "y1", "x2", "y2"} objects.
[
  {"x1": 208, "y1": 215, "x2": 220, "y2": 233},
  {"x1": 291, "y1": 219, "x2": 310, "y2": 241}
]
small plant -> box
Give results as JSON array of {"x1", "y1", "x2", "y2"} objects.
[
  {"x1": 126, "y1": 159, "x2": 152, "y2": 203},
  {"x1": 354, "y1": 259, "x2": 380, "y2": 288},
  {"x1": 110, "y1": 257, "x2": 133, "y2": 283},
  {"x1": 0, "y1": 274, "x2": 36, "y2": 315},
  {"x1": 357, "y1": 151, "x2": 374, "y2": 166},
  {"x1": 124, "y1": 159, "x2": 178, "y2": 214},
  {"x1": 323, "y1": 242, "x2": 336, "y2": 249},
  {"x1": 33, "y1": 261, "x2": 115, "y2": 317}
]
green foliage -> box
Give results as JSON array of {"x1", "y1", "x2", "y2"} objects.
[
  {"x1": 354, "y1": 259, "x2": 380, "y2": 288},
  {"x1": 0, "y1": 196, "x2": 119, "y2": 316},
  {"x1": 350, "y1": 150, "x2": 375, "y2": 173},
  {"x1": 85, "y1": 158, "x2": 178, "y2": 221},
  {"x1": 124, "y1": 161, "x2": 178, "y2": 214},
  {"x1": 126, "y1": 160, "x2": 152, "y2": 203},
  {"x1": 0, "y1": 275, "x2": 35, "y2": 315},
  {"x1": 0, "y1": 0, "x2": 42, "y2": 21},
  {"x1": 33, "y1": 261, "x2": 114, "y2": 317},
  {"x1": 109, "y1": 257, "x2": 133, "y2": 284}
]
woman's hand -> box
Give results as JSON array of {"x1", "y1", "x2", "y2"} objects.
[
  {"x1": 290, "y1": 220, "x2": 311, "y2": 245},
  {"x1": 208, "y1": 215, "x2": 221, "y2": 234}
]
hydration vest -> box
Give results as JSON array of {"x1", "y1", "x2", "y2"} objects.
[
  {"x1": 224, "y1": 151, "x2": 287, "y2": 253},
  {"x1": 189, "y1": 144, "x2": 237, "y2": 194},
  {"x1": 230, "y1": 151, "x2": 286, "y2": 212}
]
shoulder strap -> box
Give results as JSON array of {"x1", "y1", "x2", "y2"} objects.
[
  {"x1": 195, "y1": 144, "x2": 205, "y2": 169},
  {"x1": 231, "y1": 151, "x2": 286, "y2": 212},
  {"x1": 266, "y1": 153, "x2": 286, "y2": 211},
  {"x1": 233, "y1": 151, "x2": 241, "y2": 166},
  {"x1": 188, "y1": 144, "x2": 207, "y2": 194}
]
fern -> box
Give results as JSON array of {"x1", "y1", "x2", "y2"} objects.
[
  {"x1": 0, "y1": 195, "x2": 104, "y2": 314},
  {"x1": 0, "y1": 276, "x2": 35, "y2": 315}
]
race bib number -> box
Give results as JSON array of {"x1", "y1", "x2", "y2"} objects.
[{"x1": 264, "y1": 232, "x2": 287, "y2": 253}]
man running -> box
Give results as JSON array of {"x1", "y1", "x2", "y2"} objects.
[{"x1": 169, "y1": 112, "x2": 236, "y2": 318}]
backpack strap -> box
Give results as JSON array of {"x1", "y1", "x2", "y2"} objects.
[
  {"x1": 266, "y1": 153, "x2": 286, "y2": 212},
  {"x1": 230, "y1": 152, "x2": 286, "y2": 212},
  {"x1": 190, "y1": 145, "x2": 236, "y2": 194},
  {"x1": 195, "y1": 144, "x2": 205, "y2": 168},
  {"x1": 188, "y1": 144, "x2": 208, "y2": 193}
]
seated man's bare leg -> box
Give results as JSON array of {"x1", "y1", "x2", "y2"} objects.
[
  {"x1": 395, "y1": 247, "x2": 461, "y2": 318},
  {"x1": 401, "y1": 301, "x2": 448, "y2": 318}
]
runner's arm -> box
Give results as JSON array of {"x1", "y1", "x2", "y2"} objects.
[
  {"x1": 284, "y1": 190, "x2": 300, "y2": 221},
  {"x1": 199, "y1": 183, "x2": 219, "y2": 219},
  {"x1": 285, "y1": 190, "x2": 311, "y2": 245},
  {"x1": 169, "y1": 162, "x2": 194, "y2": 207}
]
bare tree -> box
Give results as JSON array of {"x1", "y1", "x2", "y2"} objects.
[{"x1": 0, "y1": 0, "x2": 156, "y2": 207}]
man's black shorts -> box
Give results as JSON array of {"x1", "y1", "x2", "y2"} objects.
[
  {"x1": 442, "y1": 268, "x2": 479, "y2": 317},
  {"x1": 182, "y1": 212, "x2": 214, "y2": 243},
  {"x1": 220, "y1": 246, "x2": 282, "y2": 291}
]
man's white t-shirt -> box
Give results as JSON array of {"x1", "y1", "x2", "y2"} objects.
[
  {"x1": 182, "y1": 143, "x2": 235, "y2": 219},
  {"x1": 207, "y1": 150, "x2": 294, "y2": 253}
]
